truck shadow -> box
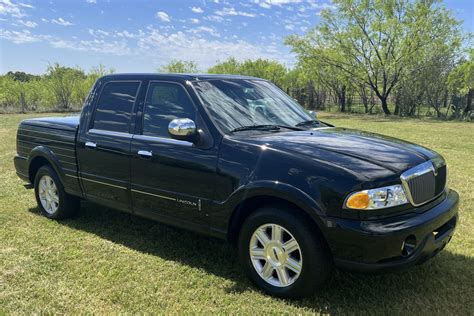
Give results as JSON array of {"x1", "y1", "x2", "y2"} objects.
[{"x1": 29, "y1": 202, "x2": 473, "y2": 313}]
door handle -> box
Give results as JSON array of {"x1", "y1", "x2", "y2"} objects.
[
  {"x1": 85, "y1": 141, "x2": 96, "y2": 149},
  {"x1": 138, "y1": 150, "x2": 152, "y2": 158}
]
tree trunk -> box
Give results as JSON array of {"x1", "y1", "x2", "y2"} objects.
[
  {"x1": 380, "y1": 97, "x2": 391, "y2": 115},
  {"x1": 409, "y1": 103, "x2": 417, "y2": 117},
  {"x1": 394, "y1": 101, "x2": 400, "y2": 116},
  {"x1": 433, "y1": 105, "x2": 442, "y2": 118},
  {"x1": 368, "y1": 91, "x2": 376, "y2": 114},
  {"x1": 443, "y1": 89, "x2": 448, "y2": 108},
  {"x1": 306, "y1": 82, "x2": 315, "y2": 110},
  {"x1": 339, "y1": 86, "x2": 346, "y2": 112},
  {"x1": 19, "y1": 92, "x2": 27, "y2": 113},
  {"x1": 360, "y1": 87, "x2": 368, "y2": 113},
  {"x1": 465, "y1": 88, "x2": 473, "y2": 116},
  {"x1": 319, "y1": 90, "x2": 327, "y2": 110}
]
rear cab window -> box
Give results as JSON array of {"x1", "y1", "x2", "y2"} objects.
[{"x1": 92, "y1": 81, "x2": 141, "y2": 133}]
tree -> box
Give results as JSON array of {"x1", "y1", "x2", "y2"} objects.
[
  {"x1": 6, "y1": 71, "x2": 39, "y2": 82},
  {"x1": 74, "y1": 64, "x2": 115, "y2": 107},
  {"x1": 208, "y1": 58, "x2": 288, "y2": 89},
  {"x1": 159, "y1": 60, "x2": 199, "y2": 73},
  {"x1": 46, "y1": 63, "x2": 86, "y2": 110},
  {"x1": 286, "y1": 0, "x2": 463, "y2": 115},
  {"x1": 282, "y1": 68, "x2": 304, "y2": 103},
  {"x1": 422, "y1": 55, "x2": 455, "y2": 118},
  {"x1": 239, "y1": 59, "x2": 288, "y2": 87},
  {"x1": 448, "y1": 49, "x2": 474, "y2": 117},
  {"x1": 294, "y1": 55, "x2": 351, "y2": 112},
  {"x1": 0, "y1": 75, "x2": 49, "y2": 112},
  {"x1": 209, "y1": 58, "x2": 287, "y2": 77},
  {"x1": 208, "y1": 57, "x2": 241, "y2": 74}
]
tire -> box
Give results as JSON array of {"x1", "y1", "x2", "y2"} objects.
[
  {"x1": 34, "y1": 165, "x2": 79, "y2": 219},
  {"x1": 238, "y1": 206, "x2": 333, "y2": 298}
]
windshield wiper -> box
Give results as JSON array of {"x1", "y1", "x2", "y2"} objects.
[
  {"x1": 230, "y1": 125, "x2": 281, "y2": 133},
  {"x1": 295, "y1": 119, "x2": 320, "y2": 127},
  {"x1": 230, "y1": 124, "x2": 303, "y2": 133}
]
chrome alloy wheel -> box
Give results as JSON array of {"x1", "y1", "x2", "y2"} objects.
[
  {"x1": 38, "y1": 175, "x2": 59, "y2": 214},
  {"x1": 249, "y1": 223, "x2": 303, "y2": 287}
]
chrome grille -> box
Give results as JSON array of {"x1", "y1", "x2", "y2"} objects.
[
  {"x1": 435, "y1": 165, "x2": 447, "y2": 196},
  {"x1": 406, "y1": 171, "x2": 435, "y2": 205},
  {"x1": 400, "y1": 158, "x2": 446, "y2": 206}
]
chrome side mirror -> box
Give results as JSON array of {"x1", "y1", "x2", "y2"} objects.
[
  {"x1": 168, "y1": 118, "x2": 198, "y2": 142},
  {"x1": 308, "y1": 110, "x2": 318, "y2": 119}
]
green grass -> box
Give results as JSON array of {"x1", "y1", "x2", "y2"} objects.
[{"x1": 1, "y1": 112, "x2": 473, "y2": 314}]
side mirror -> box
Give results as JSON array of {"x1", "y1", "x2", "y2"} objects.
[
  {"x1": 308, "y1": 110, "x2": 318, "y2": 119},
  {"x1": 168, "y1": 118, "x2": 198, "y2": 142}
]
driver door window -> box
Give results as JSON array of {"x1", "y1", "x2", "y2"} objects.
[{"x1": 143, "y1": 82, "x2": 196, "y2": 138}]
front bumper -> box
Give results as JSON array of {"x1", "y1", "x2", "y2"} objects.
[{"x1": 324, "y1": 189, "x2": 459, "y2": 272}]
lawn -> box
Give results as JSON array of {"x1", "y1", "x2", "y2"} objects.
[{"x1": 1, "y1": 112, "x2": 473, "y2": 314}]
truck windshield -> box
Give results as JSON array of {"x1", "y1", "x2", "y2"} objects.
[{"x1": 192, "y1": 79, "x2": 318, "y2": 134}]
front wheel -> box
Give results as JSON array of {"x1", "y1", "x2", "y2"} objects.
[
  {"x1": 34, "y1": 165, "x2": 79, "y2": 219},
  {"x1": 238, "y1": 206, "x2": 333, "y2": 298}
]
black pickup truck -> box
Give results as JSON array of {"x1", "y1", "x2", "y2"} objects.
[{"x1": 14, "y1": 74, "x2": 459, "y2": 298}]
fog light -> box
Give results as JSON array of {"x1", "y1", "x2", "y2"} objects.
[{"x1": 401, "y1": 235, "x2": 417, "y2": 257}]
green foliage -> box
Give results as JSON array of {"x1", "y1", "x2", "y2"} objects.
[
  {"x1": 74, "y1": 64, "x2": 115, "y2": 108},
  {"x1": 0, "y1": 75, "x2": 49, "y2": 112},
  {"x1": 159, "y1": 60, "x2": 199, "y2": 73},
  {"x1": 207, "y1": 57, "x2": 241, "y2": 74},
  {"x1": 0, "y1": 64, "x2": 114, "y2": 113},
  {"x1": 45, "y1": 63, "x2": 86, "y2": 109},
  {"x1": 209, "y1": 58, "x2": 288, "y2": 87},
  {"x1": 286, "y1": 0, "x2": 464, "y2": 115},
  {"x1": 448, "y1": 50, "x2": 474, "y2": 94},
  {"x1": 240, "y1": 59, "x2": 288, "y2": 87},
  {"x1": 5, "y1": 71, "x2": 40, "y2": 82},
  {"x1": 447, "y1": 49, "x2": 474, "y2": 117}
]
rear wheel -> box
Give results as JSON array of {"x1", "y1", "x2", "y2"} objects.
[
  {"x1": 34, "y1": 165, "x2": 79, "y2": 219},
  {"x1": 238, "y1": 206, "x2": 333, "y2": 298}
]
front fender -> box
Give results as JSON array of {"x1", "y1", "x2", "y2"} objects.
[{"x1": 224, "y1": 180, "x2": 328, "y2": 227}]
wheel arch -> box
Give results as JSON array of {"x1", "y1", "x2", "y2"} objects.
[
  {"x1": 28, "y1": 146, "x2": 66, "y2": 184},
  {"x1": 226, "y1": 183, "x2": 329, "y2": 247}
]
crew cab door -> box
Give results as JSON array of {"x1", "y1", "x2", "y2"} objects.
[
  {"x1": 130, "y1": 81, "x2": 218, "y2": 227},
  {"x1": 77, "y1": 80, "x2": 142, "y2": 212}
]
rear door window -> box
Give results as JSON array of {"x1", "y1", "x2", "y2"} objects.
[{"x1": 92, "y1": 81, "x2": 140, "y2": 133}]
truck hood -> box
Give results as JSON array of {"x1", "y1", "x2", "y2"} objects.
[{"x1": 243, "y1": 127, "x2": 438, "y2": 174}]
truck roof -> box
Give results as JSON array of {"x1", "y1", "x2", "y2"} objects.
[{"x1": 100, "y1": 73, "x2": 263, "y2": 81}]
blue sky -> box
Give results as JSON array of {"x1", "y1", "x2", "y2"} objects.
[{"x1": 0, "y1": 0, "x2": 472, "y2": 74}]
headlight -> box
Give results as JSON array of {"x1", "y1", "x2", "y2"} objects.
[{"x1": 345, "y1": 184, "x2": 408, "y2": 210}]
